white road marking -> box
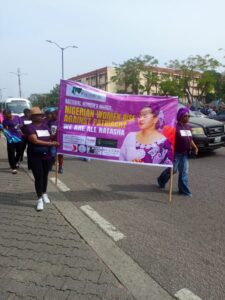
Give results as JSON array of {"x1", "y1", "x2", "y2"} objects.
[
  {"x1": 175, "y1": 288, "x2": 202, "y2": 300},
  {"x1": 80, "y1": 205, "x2": 125, "y2": 241},
  {"x1": 50, "y1": 177, "x2": 71, "y2": 192}
]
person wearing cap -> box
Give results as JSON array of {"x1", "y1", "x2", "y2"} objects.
[
  {"x1": 157, "y1": 107, "x2": 198, "y2": 197},
  {"x1": 26, "y1": 107, "x2": 59, "y2": 211},
  {"x1": 2, "y1": 109, "x2": 23, "y2": 174}
]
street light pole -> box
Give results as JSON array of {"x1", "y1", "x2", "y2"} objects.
[
  {"x1": 46, "y1": 40, "x2": 78, "y2": 80},
  {"x1": 10, "y1": 68, "x2": 27, "y2": 98}
]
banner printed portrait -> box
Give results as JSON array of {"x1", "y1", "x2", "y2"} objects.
[{"x1": 57, "y1": 80, "x2": 178, "y2": 167}]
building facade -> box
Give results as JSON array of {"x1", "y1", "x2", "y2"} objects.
[{"x1": 69, "y1": 66, "x2": 200, "y2": 100}]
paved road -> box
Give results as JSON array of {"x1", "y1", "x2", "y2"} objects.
[
  {"x1": 57, "y1": 148, "x2": 225, "y2": 300},
  {"x1": 0, "y1": 140, "x2": 136, "y2": 299}
]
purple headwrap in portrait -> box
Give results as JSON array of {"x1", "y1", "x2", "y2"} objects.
[{"x1": 177, "y1": 107, "x2": 190, "y2": 121}]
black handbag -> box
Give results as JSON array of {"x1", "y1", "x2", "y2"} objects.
[{"x1": 31, "y1": 145, "x2": 49, "y2": 156}]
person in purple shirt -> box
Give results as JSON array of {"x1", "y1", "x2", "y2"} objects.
[
  {"x1": 157, "y1": 107, "x2": 198, "y2": 197},
  {"x1": 20, "y1": 108, "x2": 31, "y2": 162},
  {"x1": 2, "y1": 109, "x2": 23, "y2": 174},
  {"x1": 26, "y1": 107, "x2": 59, "y2": 211},
  {"x1": 120, "y1": 105, "x2": 173, "y2": 165}
]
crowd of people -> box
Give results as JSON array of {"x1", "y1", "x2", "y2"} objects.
[{"x1": 188, "y1": 103, "x2": 225, "y2": 117}]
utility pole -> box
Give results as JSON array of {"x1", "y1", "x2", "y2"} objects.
[{"x1": 10, "y1": 68, "x2": 27, "y2": 98}]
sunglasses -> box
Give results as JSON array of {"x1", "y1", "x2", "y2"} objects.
[{"x1": 183, "y1": 114, "x2": 190, "y2": 118}]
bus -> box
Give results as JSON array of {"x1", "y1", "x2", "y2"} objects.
[{"x1": 2, "y1": 98, "x2": 31, "y2": 116}]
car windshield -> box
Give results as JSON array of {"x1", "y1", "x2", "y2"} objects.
[{"x1": 6, "y1": 101, "x2": 30, "y2": 114}]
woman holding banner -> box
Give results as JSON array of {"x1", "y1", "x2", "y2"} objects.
[
  {"x1": 26, "y1": 107, "x2": 59, "y2": 211},
  {"x1": 119, "y1": 105, "x2": 173, "y2": 165}
]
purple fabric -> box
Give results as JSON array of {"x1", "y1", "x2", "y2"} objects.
[
  {"x1": 177, "y1": 107, "x2": 189, "y2": 121},
  {"x1": 57, "y1": 80, "x2": 179, "y2": 167},
  {"x1": 174, "y1": 123, "x2": 192, "y2": 154},
  {"x1": 26, "y1": 123, "x2": 51, "y2": 142},
  {"x1": 3, "y1": 116, "x2": 23, "y2": 138},
  {"x1": 26, "y1": 123, "x2": 52, "y2": 160},
  {"x1": 135, "y1": 139, "x2": 173, "y2": 164}
]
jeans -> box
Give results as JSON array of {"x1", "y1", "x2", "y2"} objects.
[{"x1": 157, "y1": 153, "x2": 192, "y2": 196}]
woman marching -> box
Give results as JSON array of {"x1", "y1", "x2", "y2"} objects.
[
  {"x1": 157, "y1": 107, "x2": 198, "y2": 197},
  {"x1": 26, "y1": 107, "x2": 59, "y2": 211}
]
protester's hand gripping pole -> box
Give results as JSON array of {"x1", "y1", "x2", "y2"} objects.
[{"x1": 169, "y1": 167, "x2": 173, "y2": 203}]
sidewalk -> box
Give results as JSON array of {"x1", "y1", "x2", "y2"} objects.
[{"x1": 0, "y1": 138, "x2": 135, "y2": 300}]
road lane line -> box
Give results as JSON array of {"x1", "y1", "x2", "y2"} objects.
[
  {"x1": 175, "y1": 288, "x2": 202, "y2": 300},
  {"x1": 80, "y1": 205, "x2": 125, "y2": 241},
  {"x1": 50, "y1": 177, "x2": 71, "y2": 192}
]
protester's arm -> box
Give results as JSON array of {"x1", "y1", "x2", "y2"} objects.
[
  {"x1": 191, "y1": 140, "x2": 198, "y2": 155},
  {"x1": 28, "y1": 134, "x2": 59, "y2": 147}
]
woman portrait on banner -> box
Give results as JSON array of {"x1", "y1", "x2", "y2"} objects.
[
  {"x1": 26, "y1": 107, "x2": 59, "y2": 211},
  {"x1": 119, "y1": 105, "x2": 173, "y2": 164}
]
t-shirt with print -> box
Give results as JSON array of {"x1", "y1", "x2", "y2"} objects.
[
  {"x1": 26, "y1": 123, "x2": 51, "y2": 159},
  {"x1": 3, "y1": 116, "x2": 23, "y2": 138},
  {"x1": 174, "y1": 123, "x2": 192, "y2": 154}
]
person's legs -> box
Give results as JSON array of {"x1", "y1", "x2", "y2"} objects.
[
  {"x1": 157, "y1": 153, "x2": 180, "y2": 188},
  {"x1": 29, "y1": 157, "x2": 44, "y2": 198},
  {"x1": 58, "y1": 154, "x2": 64, "y2": 173},
  {"x1": 42, "y1": 159, "x2": 51, "y2": 203},
  {"x1": 15, "y1": 142, "x2": 23, "y2": 166},
  {"x1": 178, "y1": 155, "x2": 192, "y2": 196},
  {"x1": 42, "y1": 159, "x2": 51, "y2": 194},
  {"x1": 7, "y1": 142, "x2": 16, "y2": 170},
  {"x1": 20, "y1": 138, "x2": 27, "y2": 162}
]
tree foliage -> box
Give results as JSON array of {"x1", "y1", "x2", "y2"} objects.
[
  {"x1": 111, "y1": 55, "x2": 158, "y2": 94},
  {"x1": 29, "y1": 84, "x2": 60, "y2": 108},
  {"x1": 167, "y1": 54, "x2": 221, "y2": 103}
]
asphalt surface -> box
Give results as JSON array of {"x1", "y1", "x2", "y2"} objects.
[
  {"x1": 58, "y1": 148, "x2": 225, "y2": 300},
  {"x1": 0, "y1": 139, "x2": 136, "y2": 300}
]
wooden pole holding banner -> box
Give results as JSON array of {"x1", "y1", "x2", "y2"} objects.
[
  {"x1": 169, "y1": 167, "x2": 173, "y2": 203},
  {"x1": 55, "y1": 154, "x2": 59, "y2": 185}
]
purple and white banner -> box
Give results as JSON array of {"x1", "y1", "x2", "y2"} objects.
[{"x1": 57, "y1": 80, "x2": 178, "y2": 167}]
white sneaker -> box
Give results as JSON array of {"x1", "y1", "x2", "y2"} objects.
[
  {"x1": 12, "y1": 169, "x2": 17, "y2": 174},
  {"x1": 42, "y1": 193, "x2": 50, "y2": 204},
  {"x1": 36, "y1": 198, "x2": 44, "y2": 211}
]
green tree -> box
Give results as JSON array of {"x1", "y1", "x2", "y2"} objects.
[
  {"x1": 159, "y1": 75, "x2": 185, "y2": 98},
  {"x1": 111, "y1": 55, "x2": 158, "y2": 94},
  {"x1": 167, "y1": 54, "x2": 221, "y2": 104}
]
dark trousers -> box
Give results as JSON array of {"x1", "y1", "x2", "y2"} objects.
[
  {"x1": 7, "y1": 142, "x2": 23, "y2": 169},
  {"x1": 20, "y1": 137, "x2": 28, "y2": 162},
  {"x1": 29, "y1": 156, "x2": 51, "y2": 198}
]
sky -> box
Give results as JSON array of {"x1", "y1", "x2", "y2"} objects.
[{"x1": 1, "y1": 0, "x2": 225, "y2": 99}]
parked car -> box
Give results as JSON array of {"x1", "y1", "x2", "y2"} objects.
[{"x1": 179, "y1": 104, "x2": 225, "y2": 152}]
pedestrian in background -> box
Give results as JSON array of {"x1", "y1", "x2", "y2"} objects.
[
  {"x1": 26, "y1": 107, "x2": 59, "y2": 211},
  {"x1": 47, "y1": 109, "x2": 64, "y2": 174},
  {"x1": 20, "y1": 108, "x2": 31, "y2": 162},
  {"x1": 2, "y1": 109, "x2": 23, "y2": 174},
  {"x1": 157, "y1": 107, "x2": 198, "y2": 197}
]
